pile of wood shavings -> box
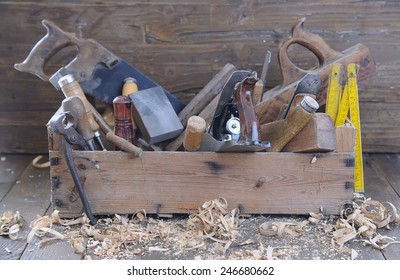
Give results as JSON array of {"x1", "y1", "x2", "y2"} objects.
[
  {"x1": 186, "y1": 198, "x2": 239, "y2": 252},
  {"x1": 18, "y1": 198, "x2": 400, "y2": 260},
  {"x1": 0, "y1": 211, "x2": 22, "y2": 240},
  {"x1": 27, "y1": 210, "x2": 89, "y2": 250},
  {"x1": 331, "y1": 198, "x2": 400, "y2": 253}
]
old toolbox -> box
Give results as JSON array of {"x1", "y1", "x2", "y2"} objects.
[{"x1": 48, "y1": 124, "x2": 354, "y2": 218}]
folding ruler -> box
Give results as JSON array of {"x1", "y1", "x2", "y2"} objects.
[{"x1": 326, "y1": 63, "x2": 364, "y2": 193}]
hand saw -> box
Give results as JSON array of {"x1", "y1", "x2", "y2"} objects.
[
  {"x1": 14, "y1": 20, "x2": 185, "y2": 113},
  {"x1": 326, "y1": 63, "x2": 364, "y2": 192}
]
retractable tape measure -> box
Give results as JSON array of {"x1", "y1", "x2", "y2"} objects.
[{"x1": 326, "y1": 63, "x2": 364, "y2": 193}]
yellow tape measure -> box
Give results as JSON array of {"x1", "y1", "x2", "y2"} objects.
[{"x1": 327, "y1": 63, "x2": 364, "y2": 193}]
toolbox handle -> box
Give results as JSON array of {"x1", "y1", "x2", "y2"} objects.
[{"x1": 278, "y1": 18, "x2": 342, "y2": 86}]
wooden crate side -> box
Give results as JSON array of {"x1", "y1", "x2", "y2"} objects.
[{"x1": 49, "y1": 150, "x2": 354, "y2": 217}]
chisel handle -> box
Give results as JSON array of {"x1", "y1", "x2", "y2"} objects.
[{"x1": 58, "y1": 74, "x2": 100, "y2": 132}]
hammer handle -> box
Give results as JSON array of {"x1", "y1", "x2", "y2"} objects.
[
  {"x1": 60, "y1": 79, "x2": 100, "y2": 132},
  {"x1": 62, "y1": 96, "x2": 95, "y2": 142}
]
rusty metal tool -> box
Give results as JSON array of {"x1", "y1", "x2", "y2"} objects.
[
  {"x1": 49, "y1": 112, "x2": 95, "y2": 225},
  {"x1": 49, "y1": 112, "x2": 90, "y2": 151},
  {"x1": 14, "y1": 19, "x2": 184, "y2": 112},
  {"x1": 49, "y1": 112, "x2": 96, "y2": 225}
]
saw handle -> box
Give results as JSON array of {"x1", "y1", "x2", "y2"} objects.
[
  {"x1": 278, "y1": 17, "x2": 341, "y2": 86},
  {"x1": 14, "y1": 19, "x2": 118, "y2": 85},
  {"x1": 14, "y1": 20, "x2": 75, "y2": 81}
]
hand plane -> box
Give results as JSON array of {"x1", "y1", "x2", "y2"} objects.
[
  {"x1": 199, "y1": 71, "x2": 270, "y2": 152},
  {"x1": 14, "y1": 19, "x2": 184, "y2": 113}
]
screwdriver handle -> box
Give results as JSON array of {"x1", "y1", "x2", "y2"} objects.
[{"x1": 58, "y1": 74, "x2": 100, "y2": 132}]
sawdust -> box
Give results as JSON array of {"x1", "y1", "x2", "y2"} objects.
[{"x1": 4, "y1": 197, "x2": 399, "y2": 260}]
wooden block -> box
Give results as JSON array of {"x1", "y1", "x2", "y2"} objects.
[
  {"x1": 49, "y1": 150, "x2": 354, "y2": 217},
  {"x1": 261, "y1": 96, "x2": 318, "y2": 152},
  {"x1": 283, "y1": 113, "x2": 336, "y2": 153},
  {"x1": 335, "y1": 123, "x2": 356, "y2": 153}
]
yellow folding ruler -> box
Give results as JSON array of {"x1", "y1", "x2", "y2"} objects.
[{"x1": 326, "y1": 63, "x2": 364, "y2": 192}]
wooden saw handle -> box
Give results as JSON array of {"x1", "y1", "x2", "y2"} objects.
[
  {"x1": 278, "y1": 17, "x2": 342, "y2": 86},
  {"x1": 256, "y1": 17, "x2": 376, "y2": 125}
]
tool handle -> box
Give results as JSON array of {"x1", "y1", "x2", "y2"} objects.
[
  {"x1": 122, "y1": 77, "x2": 139, "y2": 130},
  {"x1": 14, "y1": 19, "x2": 118, "y2": 85},
  {"x1": 59, "y1": 75, "x2": 100, "y2": 132},
  {"x1": 122, "y1": 77, "x2": 139, "y2": 97},
  {"x1": 113, "y1": 96, "x2": 135, "y2": 145},
  {"x1": 278, "y1": 18, "x2": 341, "y2": 86},
  {"x1": 105, "y1": 131, "x2": 142, "y2": 157},
  {"x1": 183, "y1": 116, "x2": 206, "y2": 151},
  {"x1": 62, "y1": 96, "x2": 95, "y2": 142}
]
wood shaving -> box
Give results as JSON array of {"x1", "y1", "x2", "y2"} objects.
[
  {"x1": 31, "y1": 155, "x2": 50, "y2": 168},
  {"x1": 187, "y1": 198, "x2": 239, "y2": 247},
  {"x1": 0, "y1": 211, "x2": 22, "y2": 240},
  {"x1": 259, "y1": 220, "x2": 309, "y2": 238},
  {"x1": 4, "y1": 197, "x2": 397, "y2": 260},
  {"x1": 311, "y1": 156, "x2": 317, "y2": 164},
  {"x1": 331, "y1": 198, "x2": 400, "y2": 257}
]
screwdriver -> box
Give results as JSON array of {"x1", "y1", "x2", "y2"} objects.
[{"x1": 58, "y1": 74, "x2": 106, "y2": 150}]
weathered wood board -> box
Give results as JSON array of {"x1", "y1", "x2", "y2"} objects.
[
  {"x1": 49, "y1": 150, "x2": 354, "y2": 217},
  {"x1": 2, "y1": 0, "x2": 400, "y2": 153}
]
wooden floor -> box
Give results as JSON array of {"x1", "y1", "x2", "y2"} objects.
[{"x1": 0, "y1": 153, "x2": 399, "y2": 260}]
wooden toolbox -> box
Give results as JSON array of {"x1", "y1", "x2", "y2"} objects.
[{"x1": 48, "y1": 124, "x2": 355, "y2": 218}]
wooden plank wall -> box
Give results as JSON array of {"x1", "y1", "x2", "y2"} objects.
[{"x1": 1, "y1": 0, "x2": 399, "y2": 153}]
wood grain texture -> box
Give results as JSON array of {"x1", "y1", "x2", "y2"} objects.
[
  {"x1": 1, "y1": 1, "x2": 400, "y2": 152},
  {"x1": 49, "y1": 150, "x2": 354, "y2": 217}
]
